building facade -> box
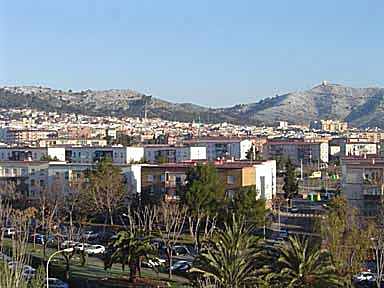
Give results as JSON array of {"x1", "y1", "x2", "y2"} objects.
[{"x1": 341, "y1": 157, "x2": 384, "y2": 216}]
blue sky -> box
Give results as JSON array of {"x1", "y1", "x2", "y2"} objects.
[{"x1": 1, "y1": 0, "x2": 383, "y2": 107}]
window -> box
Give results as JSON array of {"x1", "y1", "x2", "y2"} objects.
[{"x1": 227, "y1": 175, "x2": 235, "y2": 184}]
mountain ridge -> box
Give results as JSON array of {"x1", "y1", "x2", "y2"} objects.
[{"x1": 1, "y1": 83, "x2": 384, "y2": 128}]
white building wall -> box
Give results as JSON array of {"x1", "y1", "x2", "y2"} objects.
[
  {"x1": 121, "y1": 164, "x2": 142, "y2": 195},
  {"x1": 125, "y1": 147, "x2": 144, "y2": 163},
  {"x1": 254, "y1": 160, "x2": 276, "y2": 201},
  {"x1": 240, "y1": 139, "x2": 252, "y2": 160},
  {"x1": 47, "y1": 147, "x2": 66, "y2": 161},
  {"x1": 189, "y1": 146, "x2": 206, "y2": 160},
  {"x1": 319, "y1": 142, "x2": 329, "y2": 163}
]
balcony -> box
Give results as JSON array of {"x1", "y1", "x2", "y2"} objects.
[{"x1": 363, "y1": 184, "x2": 383, "y2": 198}]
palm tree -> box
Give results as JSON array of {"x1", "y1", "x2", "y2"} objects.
[
  {"x1": 267, "y1": 236, "x2": 342, "y2": 288},
  {"x1": 104, "y1": 230, "x2": 155, "y2": 282},
  {"x1": 191, "y1": 215, "x2": 264, "y2": 287}
]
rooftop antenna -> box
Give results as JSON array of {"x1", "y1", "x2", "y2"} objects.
[
  {"x1": 198, "y1": 114, "x2": 201, "y2": 139},
  {"x1": 144, "y1": 95, "x2": 149, "y2": 120}
]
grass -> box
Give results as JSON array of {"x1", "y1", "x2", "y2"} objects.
[{"x1": 2, "y1": 238, "x2": 191, "y2": 287}]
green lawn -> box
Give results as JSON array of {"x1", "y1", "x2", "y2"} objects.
[{"x1": 2, "y1": 239, "x2": 191, "y2": 288}]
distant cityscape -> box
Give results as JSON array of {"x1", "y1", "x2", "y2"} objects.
[{"x1": 0, "y1": 103, "x2": 382, "y2": 287}]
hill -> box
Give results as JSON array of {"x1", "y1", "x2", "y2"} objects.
[{"x1": 1, "y1": 83, "x2": 384, "y2": 128}]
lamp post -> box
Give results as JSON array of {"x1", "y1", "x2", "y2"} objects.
[{"x1": 46, "y1": 248, "x2": 74, "y2": 288}]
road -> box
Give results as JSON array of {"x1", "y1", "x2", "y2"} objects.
[{"x1": 269, "y1": 198, "x2": 326, "y2": 241}]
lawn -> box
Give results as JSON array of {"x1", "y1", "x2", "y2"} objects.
[{"x1": 2, "y1": 239, "x2": 191, "y2": 288}]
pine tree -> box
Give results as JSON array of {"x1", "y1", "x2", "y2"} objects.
[{"x1": 283, "y1": 158, "x2": 298, "y2": 200}]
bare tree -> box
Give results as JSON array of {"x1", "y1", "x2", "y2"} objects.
[
  {"x1": 158, "y1": 202, "x2": 187, "y2": 279},
  {"x1": 88, "y1": 159, "x2": 125, "y2": 225},
  {"x1": 37, "y1": 179, "x2": 62, "y2": 259},
  {"x1": 0, "y1": 206, "x2": 35, "y2": 288}
]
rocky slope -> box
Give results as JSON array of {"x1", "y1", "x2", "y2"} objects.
[{"x1": 1, "y1": 83, "x2": 384, "y2": 128}]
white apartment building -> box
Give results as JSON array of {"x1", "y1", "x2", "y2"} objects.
[
  {"x1": 263, "y1": 140, "x2": 329, "y2": 165},
  {"x1": 48, "y1": 162, "x2": 143, "y2": 197},
  {"x1": 0, "y1": 161, "x2": 49, "y2": 199},
  {"x1": 66, "y1": 146, "x2": 144, "y2": 164},
  {"x1": 0, "y1": 147, "x2": 66, "y2": 161},
  {"x1": 343, "y1": 141, "x2": 377, "y2": 157},
  {"x1": 341, "y1": 157, "x2": 384, "y2": 216},
  {"x1": 185, "y1": 138, "x2": 252, "y2": 161},
  {"x1": 144, "y1": 145, "x2": 206, "y2": 163}
]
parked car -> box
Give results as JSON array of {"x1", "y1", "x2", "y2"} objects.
[
  {"x1": 60, "y1": 240, "x2": 79, "y2": 249},
  {"x1": 21, "y1": 265, "x2": 36, "y2": 281},
  {"x1": 48, "y1": 277, "x2": 69, "y2": 288},
  {"x1": 83, "y1": 230, "x2": 99, "y2": 240},
  {"x1": 2, "y1": 227, "x2": 16, "y2": 237},
  {"x1": 85, "y1": 244, "x2": 105, "y2": 255},
  {"x1": 279, "y1": 230, "x2": 289, "y2": 239},
  {"x1": 290, "y1": 207, "x2": 299, "y2": 213},
  {"x1": 8, "y1": 262, "x2": 36, "y2": 281},
  {"x1": 169, "y1": 260, "x2": 192, "y2": 273},
  {"x1": 173, "y1": 245, "x2": 191, "y2": 256},
  {"x1": 31, "y1": 234, "x2": 55, "y2": 245},
  {"x1": 0, "y1": 252, "x2": 11, "y2": 263},
  {"x1": 353, "y1": 271, "x2": 376, "y2": 282},
  {"x1": 74, "y1": 243, "x2": 92, "y2": 251},
  {"x1": 142, "y1": 257, "x2": 166, "y2": 268}
]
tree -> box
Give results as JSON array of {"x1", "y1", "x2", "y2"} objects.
[
  {"x1": 88, "y1": 158, "x2": 125, "y2": 225},
  {"x1": 283, "y1": 158, "x2": 298, "y2": 200},
  {"x1": 36, "y1": 180, "x2": 62, "y2": 259},
  {"x1": 191, "y1": 215, "x2": 264, "y2": 287},
  {"x1": 246, "y1": 144, "x2": 263, "y2": 161},
  {"x1": 104, "y1": 230, "x2": 155, "y2": 282},
  {"x1": 29, "y1": 265, "x2": 45, "y2": 288},
  {"x1": 182, "y1": 164, "x2": 225, "y2": 251},
  {"x1": 232, "y1": 186, "x2": 268, "y2": 227},
  {"x1": 158, "y1": 202, "x2": 187, "y2": 279},
  {"x1": 267, "y1": 236, "x2": 341, "y2": 288},
  {"x1": 155, "y1": 154, "x2": 168, "y2": 164},
  {"x1": 320, "y1": 196, "x2": 372, "y2": 287}
]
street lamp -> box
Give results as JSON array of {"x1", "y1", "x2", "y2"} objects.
[{"x1": 46, "y1": 248, "x2": 74, "y2": 288}]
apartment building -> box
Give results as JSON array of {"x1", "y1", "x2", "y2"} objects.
[
  {"x1": 263, "y1": 139, "x2": 329, "y2": 165},
  {"x1": 141, "y1": 160, "x2": 276, "y2": 203},
  {"x1": 0, "y1": 128, "x2": 58, "y2": 145},
  {"x1": 65, "y1": 146, "x2": 144, "y2": 164},
  {"x1": 48, "y1": 162, "x2": 143, "y2": 197},
  {"x1": 0, "y1": 161, "x2": 49, "y2": 199},
  {"x1": 37, "y1": 138, "x2": 108, "y2": 147},
  {"x1": 144, "y1": 145, "x2": 206, "y2": 163},
  {"x1": 184, "y1": 138, "x2": 253, "y2": 161},
  {"x1": 310, "y1": 119, "x2": 348, "y2": 132},
  {"x1": 0, "y1": 147, "x2": 66, "y2": 161},
  {"x1": 341, "y1": 157, "x2": 384, "y2": 216}
]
